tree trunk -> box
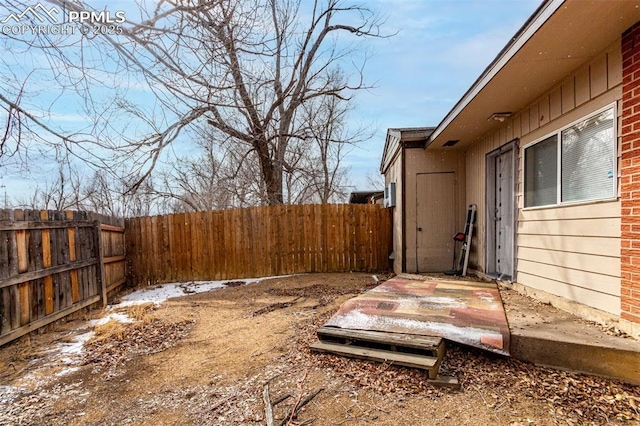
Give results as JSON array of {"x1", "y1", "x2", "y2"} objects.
[
  {"x1": 264, "y1": 169, "x2": 283, "y2": 205},
  {"x1": 255, "y1": 137, "x2": 284, "y2": 205}
]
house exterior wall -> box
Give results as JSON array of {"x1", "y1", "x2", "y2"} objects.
[
  {"x1": 384, "y1": 147, "x2": 403, "y2": 273},
  {"x1": 465, "y1": 40, "x2": 624, "y2": 316},
  {"x1": 404, "y1": 149, "x2": 466, "y2": 273},
  {"x1": 620, "y1": 22, "x2": 640, "y2": 324}
]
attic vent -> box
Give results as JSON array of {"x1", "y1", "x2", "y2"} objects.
[{"x1": 443, "y1": 140, "x2": 459, "y2": 147}]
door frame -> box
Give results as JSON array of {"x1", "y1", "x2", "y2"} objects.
[{"x1": 485, "y1": 139, "x2": 518, "y2": 280}]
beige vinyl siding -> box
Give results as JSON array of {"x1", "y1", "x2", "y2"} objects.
[
  {"x1": 518, "y1": 200, "x2": 621, "y2": 315},
  {"x1": 515, "y1": 47, "x2": 623, "y2": 314},
  {"x1": 465, "y1": 139, "x2": 490, "y2": 269},
  {"x1": 518, "y1": 217, "x2": 619, "y2": 237},
  {"x1": 517, "y1": 234, "x2": 618, "y2": 257},
  {"x1": 550, "y1": 87, "x2": 562, "y2": 121},
  {"x1": 517, "y1": 248, "x2": 619, "y2": 277},
  {"x1": 516, "y1": 272, "x2": 620, "y2": 315},
  {"x1": 518, "y1": 203, "x2": 621, "y2": 282},
  {"x1": 464, "y1": 39, "x2": 623, "y2": 314},
  {"x1": 517, "y1": 260, "x2": 619, "y2": 295}
]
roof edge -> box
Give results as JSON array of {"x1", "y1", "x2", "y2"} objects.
[
  {"x1": 426, "y1": 0, "x2": 564, "y2": 148},
  {"x1": 380, "y1": 127, "x2": 436, "y2": 173}
]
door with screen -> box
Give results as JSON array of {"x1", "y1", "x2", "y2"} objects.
[{"x1": 486, "y1": 143, "x2": 515, "y2": 279}]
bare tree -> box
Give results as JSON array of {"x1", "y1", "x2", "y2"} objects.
[
  {"x1": 365, "y1": 170, "x2": 386, "y2": 191},
  {"x1": 157, "y1": 133, "x2": 264, "y2": 212},
  {"x1": 1, "y1": 0, "x2": 384, "y2": 206},
  {"x1": 160, "y1": 80, "x2": 368, "y2": 210},
  {"x1": 285, "y1": 90, "x2": 370, "y2": 204},
  {"x1": 13, "y1": 162, "x2": 160, "y2": 216},
  {"x1": 0, "y1": 1, "x2": 130, "y2": 174},
  {"x1": 83, "y1": 172, "x2": 159, "y2": 217},
  {"x1": 14, "y1": 163, "x2": 86, "y2": 210}
]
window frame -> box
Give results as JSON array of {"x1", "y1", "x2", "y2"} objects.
[{"x1": 522, "y1": 103, "x2": 617, "y2": 210}]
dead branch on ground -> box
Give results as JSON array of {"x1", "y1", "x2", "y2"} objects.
[
  {"x1": 250, "y1": 297, "x2": 302, "y2": 317},
  {"x1": 263, "y1": 384, "x2": 275, "y2": 426}
]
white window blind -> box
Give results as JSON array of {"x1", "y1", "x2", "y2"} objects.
[
  {"x1": 523, "y1": 106, "x2": 616, "y2": 209},
  {"x1": 524, "y1": 135, "x2": 558, "y2": 207},
  {"x1": 561, "y1": 108, "x2": 615, "y2": 203}
]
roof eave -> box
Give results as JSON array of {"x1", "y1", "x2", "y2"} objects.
[
  {"x1": 380, "y1": 127, "x2": 436, "y2": 173},
  {"x1": 426, "y1": 0, "x2": 564, "y2": 149}
]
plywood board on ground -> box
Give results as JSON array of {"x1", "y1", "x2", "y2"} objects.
[{"x1": 324, "y1": 277, "x2": 510, "y2": 356}]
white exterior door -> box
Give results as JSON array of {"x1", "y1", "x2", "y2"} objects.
[{"x1": 487, "y1": 143, "x2": 515, "y2": 279}]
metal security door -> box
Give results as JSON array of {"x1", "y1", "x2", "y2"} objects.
[{"x1": 487, "y1": 143, "x2": 515, "y2": 279}]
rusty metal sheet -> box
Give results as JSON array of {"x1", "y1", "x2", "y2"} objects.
[{"x1": 325, "y1": 277, "x2": 510, "y2": 356}]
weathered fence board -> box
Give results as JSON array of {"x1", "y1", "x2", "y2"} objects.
[
  {"x1": 100, "y1": 221, "x2": 126, "y2": 294},
  {"x1": 126, "y1": 204, "x2": 392, "y2": 286},
  {"x1": 0, "y1": 210, "x2": 125, "y2": 347}
]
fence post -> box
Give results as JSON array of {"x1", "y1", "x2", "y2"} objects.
[{"x1": 94, "y1": 220, "x2": 107, "y2": 307}]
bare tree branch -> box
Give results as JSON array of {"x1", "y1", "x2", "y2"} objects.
[{"x1": 1, "y1": 0, "x2": 386, "y2": 207}]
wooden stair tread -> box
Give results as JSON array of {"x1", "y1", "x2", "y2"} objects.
[
  {"x1": 310, "y1": 341, "x2": 438, "y2": 370},
  {"x1": 317, "y1": 326, "x2": 442, "y2": 350}
]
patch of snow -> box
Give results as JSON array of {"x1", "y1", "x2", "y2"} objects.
[
  {"x1": 116, "y1": 275, "x2": 289, "y2": 307},
  {"x1": 96, "y1": 312, "x2": 134, "y2": 326},
  {"x1": 0, "y1": 275, "x2": 290, "y2": 405},
  {"x1": 381, "y1": 295, "x2": 468, "y2": 311},
  {"x1": 58, "y1": 330, "x2": 95, "y2": 365},
  {"x1": 418, "y1": 296, "x2": 467, "y2": 310},
  {"x1": 327, "y1": 309, "x2": 373, "y2": 329},
  {"x1": 395, "y1": 293, "x2": 499, "y2": 311},
  {"x1": 0, "y1": 385, "x2": 24, "y2": 406},
  {"x1": 55, "y1": 276, "x2": 291, "y2": 368},
  {"x1": 424, "y1": 296, "x2": 463, "y2": 305},
  {"x1": 60, "y1": 331, "x2": 94, "y2": 355},
  {"x1": 56, "y1": 367, "x2": 80, "y2": 377},
  {"x1": 116, "y1": 281, "x2": 226, "y2": 306},
  {"x1": 476, "y1": 291, "x2": 496, "y2": 303},
  {"x1": 8, "y1": 364, "x2": 54, "y2": 397}
]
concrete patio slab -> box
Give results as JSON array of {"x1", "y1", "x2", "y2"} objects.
[{"x1": 501, "y1": 287, "x2": 640, "y2": 385}]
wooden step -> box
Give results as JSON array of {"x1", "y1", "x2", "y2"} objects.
[
  {"x1": 310, "y1": 341, "x2": 439, "y2": 370},
  {"x1": 317, "y1": 326, "x2": 442, "y2": 352},
  {"x1": 311, "y1": 327, "x2": 448, "y2": 380}
]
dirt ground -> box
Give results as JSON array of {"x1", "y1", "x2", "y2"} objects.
[{"x1": 0, "y1": 273, "x2": 639, "y2": 425}]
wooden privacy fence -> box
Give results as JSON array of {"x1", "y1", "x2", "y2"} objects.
[
  {"x1": 126, "y1": 204, "x2": 393, "y2": 286},
  {"x1": 0, "y1": 210, "x2": 125, "y2": 347}
]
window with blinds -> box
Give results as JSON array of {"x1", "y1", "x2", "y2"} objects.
[
  {"x1": 561, "y1": 108, "x2": 615, "y2": 202},
  {"x1": 523, "y1": 106, "x2": 616, "y2": 208},
  {"x1": 524, "y1": 135, "x2": 557, "y2": 207}
]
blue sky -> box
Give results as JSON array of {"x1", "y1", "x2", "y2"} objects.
[
  {"x1": 347, "y1": 0, "x2": 541, "y2": 189},
  {"x1": 0, "y1": 0, "x2": 542, "y2": 202}
]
